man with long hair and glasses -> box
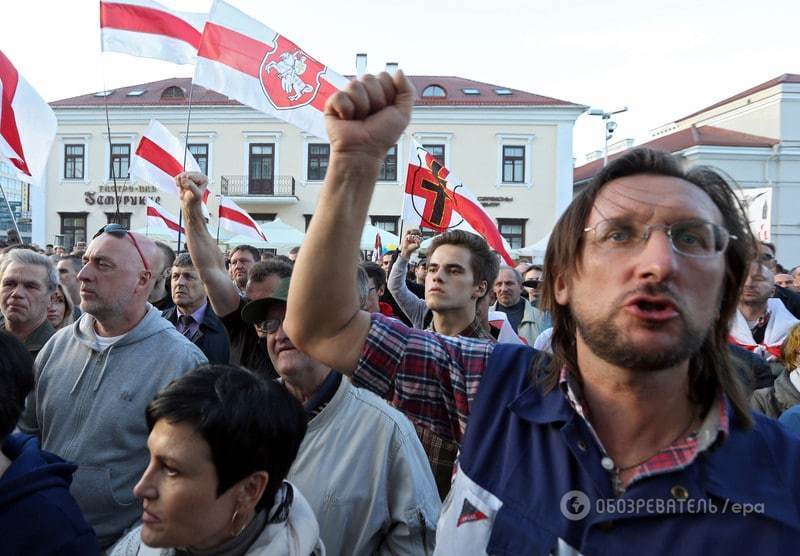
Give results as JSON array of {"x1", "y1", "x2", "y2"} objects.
[
  {"x1": 281, "y1": 70, "x2": 800, "y2": 553},
  {"x1": 18, "y1": 224, "x2": 207, "y2": 549}
]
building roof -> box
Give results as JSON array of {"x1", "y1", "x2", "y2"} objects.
[
  {"x1": 675, "y1": 73, "x2": 800, "y2": 123},
  {"x1": 50, "y1": 76, "x2": 582, "y2": 108},
  {"x1": 573, "y1": 125, "x2": 778, "y2": 183}
]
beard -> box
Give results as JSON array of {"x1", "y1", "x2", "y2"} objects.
[{"x1": 572, "y1": 285, "x2": 709, "y2": 372}]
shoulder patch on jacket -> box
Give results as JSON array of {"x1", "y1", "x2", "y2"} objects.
[{"x1": 457, "y1": 499, "x2": 488, "y2": 527}]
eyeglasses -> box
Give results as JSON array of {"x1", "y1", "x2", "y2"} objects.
[
  {"x1": 255, "y1": 319, "x2": 282, "y2": 334},
  {"x1": 93, "y1": 223, "x2": 150, "y2": 271},
  {"x1": 583, "y1": 219, "x2": 736, "y2": 258},
  {"x1": 526, "y1": 280, "x2": 542, "y2": 289}
]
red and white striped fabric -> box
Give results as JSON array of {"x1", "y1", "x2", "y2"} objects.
[
  {"x1": 129, "y1": 119, "x2": 210, "y2": 217},
  {"x1": 194, "y1": 0, "x2": 349, "y2": 140},
  {"x1": 402, "y1": 142, "x2": 515, "y2": 265},
  {"x1": 100, "y1": 0, "x2": 207, "y2": 65},
  {"x1": 0, "y1": 50, "x2": 57, "y2": 183},
  {"x1": 729, "y1": 298, "x2": 799, "y2": 361},
  {"x1": 218, "y1": 196, "x2": 267, "y2": 242},
  {"x1": 146, "y1": 197, "x2": 184, "y2": 235}
]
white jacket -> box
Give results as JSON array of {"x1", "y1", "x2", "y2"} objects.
[
  {"x1": 288, "y1": 377, "x2": 440, "y2": 555},
  {"x1": 110, "y1": 482, "x2": 324, "y2": 556}
]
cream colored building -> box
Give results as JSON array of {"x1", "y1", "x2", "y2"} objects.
[
  {"x1": 42, "y1": 74, "x2": 585, "y2": 252},
  {"x1": 575, "y1": 73, "x2": 800, "y2": 268}
]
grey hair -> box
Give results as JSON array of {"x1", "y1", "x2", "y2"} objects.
[
  {"x1": 356, "y1": 266, "x2": 369, "y2": 310},
  {"x1": 0, "y1": 249, "x2": 58, "y2": 292},
  {"x1": 498, "y1": 265, "x2": 523, "y2": 284}
]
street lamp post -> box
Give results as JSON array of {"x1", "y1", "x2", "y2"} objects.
[{"x1": 588, "y1": 107, "x2": 629, "y2": 166}]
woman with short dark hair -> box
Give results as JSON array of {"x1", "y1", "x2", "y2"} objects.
[{"x1": 111, "y1": 364, "x2": 323, "y2": 555}]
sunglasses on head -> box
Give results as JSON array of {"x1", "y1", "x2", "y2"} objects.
[{"x1": 93, "y1": 223, "x2": 150, "y2": 271}]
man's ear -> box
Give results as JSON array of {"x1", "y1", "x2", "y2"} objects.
[
  {"x1": 378, "y1": 285, "x2": 386, "y2": 297},
  {"x1": 474, "y1": 280, "x2": 487, "y2": 299},
  {"x1": 553, "y1": 272, "x2": 570, "y2": 306}
]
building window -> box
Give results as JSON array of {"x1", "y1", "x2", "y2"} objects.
[
  {"x1": 110, "y1": 144, "x2": 131, "y2": 180},
  {"x1": 250, "y1": 213, "x2": 276, "y2": 226},
  {"x1": 378, "y1": 145, "x2": 397, "y2": 182},
  {"x1": 64, "y1": 144, "x2": 85, "y2": 180},
  {"x1": 502, "y1": 146, "x2": 525, "y2": 184},
  {"x1": 106, "y1": 212, "x2": 132, "y2": 228},
  {"x1": 248, "y1": 143, "x2": 275, "y2": 194},
  {"x1": 422, "y1": 144, "x2": 445, "y2": 166},
  {"x1": 497, "y1": 218, "x2": 526, "y2": 249},
  {"x1": 59, "y1": 212, "x2": 88, "y2": 251},
  {"x1": 161, "y1": 86, "x2": 185, "y2": 99},
  {"x1": 421, "y1": 85, "x2": 446, "y2": 98},
  {"x1": 188, "y1": 144, "x2": 208, "y2": 175},
  {"x1": 303, "y1": 214, "x2": 313, "y2": 231},
  {"x1": 307, "y1": 143, "x2": 329, "y2": 181},
  {"x1": 370, "y1": 216, "x2": 399, "y2": 236},
  {"x1": 419, "y1": 226, "x2": 438, "y2": 240}
]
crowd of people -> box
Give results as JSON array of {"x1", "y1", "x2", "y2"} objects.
[{"x1": 1, "y1": 70, "x2": 800, "y2": 554}]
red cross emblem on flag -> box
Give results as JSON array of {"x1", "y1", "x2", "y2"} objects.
[
  {"x1": 404, "y1": 153, "x2": 460, "y2": 232},
  {"x1": 259, "y1": 35, "x2": 325, "y2": 110}
]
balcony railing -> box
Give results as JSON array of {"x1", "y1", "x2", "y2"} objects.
[{"x1": 219, "y1": 175, "x2": 296, "y2": 197}]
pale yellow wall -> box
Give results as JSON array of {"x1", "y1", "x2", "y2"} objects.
[{"x1": 45, "y1": 104, "x2": 580, "y2": 252}]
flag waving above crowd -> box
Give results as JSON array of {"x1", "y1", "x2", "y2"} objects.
[
  {"x1": 0, "y1": 50, "x2": 56, "y2": 183},
  {"x1": 403, "y1": 142, "x2": 515, "y2": 265},
  {"x1": 218, "y1": 196, "x2": 267, "y2": 242},
  {"x1": 129, "y1": 119, "x2": 211, "y2": 217},
  {"x1": 193, "y1": 0, "x2": 350, "y2": 140},
  {"x1": 100, "y1": 0, "x2": 207, "y2": 65},
  {"x1": 146, "y1": 196, "x2": 184, "y2": 235}
]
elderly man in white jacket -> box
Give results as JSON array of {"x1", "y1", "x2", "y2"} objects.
[{"x1": 238, "y1": 274, "x2": 440, "y2": 555}]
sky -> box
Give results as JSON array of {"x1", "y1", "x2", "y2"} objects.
[{"x1": 2, "y1": 0, "x2": 798, "y2": 165}]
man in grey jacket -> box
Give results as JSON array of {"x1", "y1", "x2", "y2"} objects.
[
  {"x1": 492, "y1": 266, "x2": 548, "y2": 345},
  {"x1": 18, "y1": 226, "x2": 207, "y2": 549}
]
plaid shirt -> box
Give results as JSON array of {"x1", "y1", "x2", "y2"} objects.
[
  {"x1": 355, "y1": 314, "x2": 731, "y2": 495},
  {"x1": 354, "y1": 313, "x2": 495, "y2": 443},
  {"x1": 427, "y1": 314, "x2": 495, "y2": 342},
  {"x1": 559, "y1": 369, "x2": 729, "y2": 494}
]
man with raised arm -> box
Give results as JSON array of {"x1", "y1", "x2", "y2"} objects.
[
  {"x1": 178, "y1": 179, "x2": 287, "y2": 378},
  {"x1": 282, "y1": 71, "x2": 800, "y2": 553}
]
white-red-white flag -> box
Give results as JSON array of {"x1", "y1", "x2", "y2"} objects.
[
  {"x1": 218, "y1": 196, "x2": 267, "y2": 242},
  {"x1": 194, "y1": 0, "x2": 350, "y2": 140},
  {"x1": 402, "y1": 142, "x2": 514, "y2": 265},
  {"x1": 488, "y1": 310, "x2": 525, "y2": 345},
  {"x1": 146, "y1": 196, "x2": 184, "y2": 235},
  {"x1": 129, "y1": 119, "x2": 211, "y2": 217},
  {"x1": 100, "y1": 0, "x2": 207, "y2": 65},
  {"x1": 371, "y1": 232, "x2": 382, "y2": 262},
  {"x1": 0, "y1": 50, "x2": 57, "y2": 183}
]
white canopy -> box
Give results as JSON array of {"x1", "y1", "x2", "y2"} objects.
[
  {"x1": 360, "y1": 224, "x2": 400, "y2": 251},
  {"x1": 513, "y1": 233, "x2": 550, "y2": 261},
  {"x1": 258, "y1": 218, "x2": 305, "y2": 248}
]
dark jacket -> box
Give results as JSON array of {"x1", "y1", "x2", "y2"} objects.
[
  {"x1": 751, "y1": 369, "x2": 800, "y2": 419},
  {"x1": 162, "y1": 302, "x2": 231, "y2": 364},
  {"x1": 0, "y1": 434, "x2": 100, "y2": 555},
  {"x1": 729, "y1": 344, "x2": 775, "y2": 390},
  {"x1": 776, "y1": 286, "x2": 800, "y2": 320},
  {"x1": 0, "y1": 315, "x2": 55, "y2": 358},
  {"x1": 220, "y1": 297, "x2": 276, "y2": 379}
]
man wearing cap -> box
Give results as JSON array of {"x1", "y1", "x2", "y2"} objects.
[
  {"x1": 18, "y1": 225, "x2": 207, "y2": 549},
  {"x1": 176, "y1": 178, "x2": 289, "y2": 378},
  {"x1": 230, "y1": 271, "x2": 438, "y2": 555}
]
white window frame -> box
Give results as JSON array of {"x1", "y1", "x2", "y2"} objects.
[
  {"x1": 57, "y1": 134, "x2": 91, "y2": 183},
  {"x1": 103, "y1": 133, "x2": 137, "y2": 183},
  {"x1": 496, "y1": 133, "x2": 535, "y2": 188},
  {"x1": 242, "y1": 131, "x2": 282, "y2": 181},
  {"x1": 181, "y1": 131, "x2": 217, "y2": 183},
  {"x1": 412, "y1": 132, "x2": 453, "y2": 168},
  {"x1": 301, "y1": 132, "x2": 330, "y2": 184}
]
